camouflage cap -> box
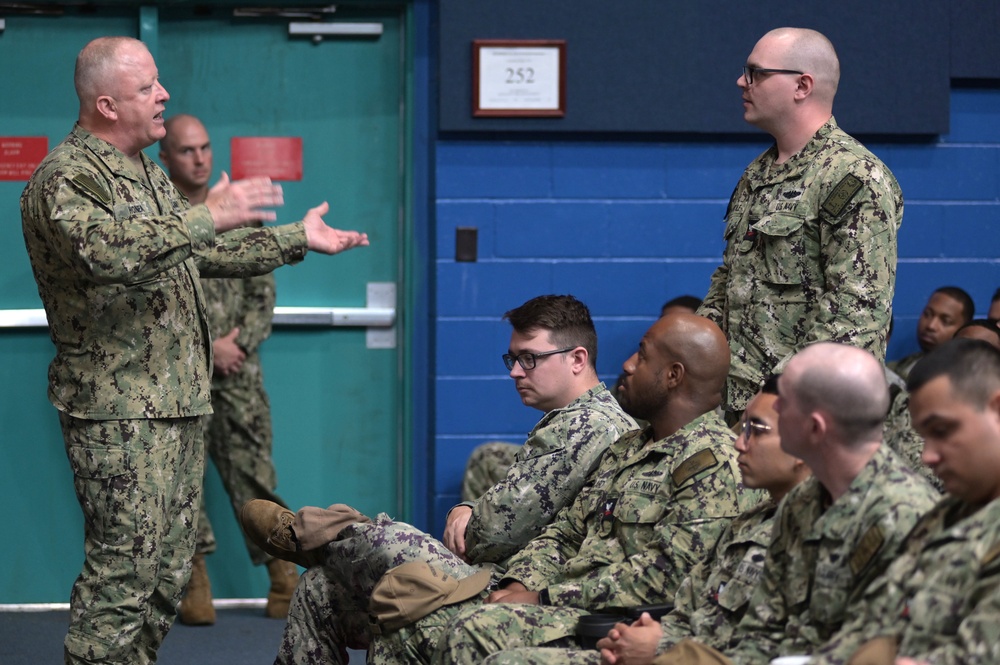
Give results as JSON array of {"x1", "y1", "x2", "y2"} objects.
[{"x1": 368, "y1": 561, "x2": 492, "y2": 632}]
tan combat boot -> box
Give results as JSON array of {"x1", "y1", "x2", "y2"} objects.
[
  {"x1": 178, "y1": 554, "x2": 216, "y2": 625},
  {"x1": 265, "y1": 558, "x2": 299, "y2": 619}
]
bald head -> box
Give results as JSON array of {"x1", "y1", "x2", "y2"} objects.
[
  {"x1": 784, "y1": 342, "x2": 888, "y2": 443},
  {"x1": 658, "y1": 312, "x2": 730, "y2": 399},
  {"x1": 761, "y1": 28, "x2": 840, "y2": 106},
  {"x1": 75, "y1": 36, "x2": 146, "y2": 112},
  {"x1": 618, "y1": 312, "x2": 729, "y2": 433}
]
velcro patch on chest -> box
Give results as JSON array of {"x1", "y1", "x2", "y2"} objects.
[
  {"x1": 71, "y1": 173, "x2": 111, "y2": 206},
  {"x1": 849, "y1": 523, "x2": 885, "y2": 576},
  {"x1": 821, "y1": 174, "x2": 862, "y2": 218},
  {"x1": 672, "y1": 449, "x2": 718, "y2": 486}
]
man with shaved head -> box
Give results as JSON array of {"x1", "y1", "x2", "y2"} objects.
[
  {"x1": 645, "y1": 343, "x2": 937, "y2": 665},
  {"x1": 21, "y1": 36, "x2": 368, "y2": 664},
  {"x1": 239, "y1": 312, "x2": 756, "y2": 664},
  {"x1": 160, "y1": 115, "x2": 299, "y2": 624},
  {"x1": 699, "y1": 28, "x2": 903, "y2": 424}
]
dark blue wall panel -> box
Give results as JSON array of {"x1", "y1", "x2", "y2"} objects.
[{"x1": 439, "y1": 0, "x2": 949, "y2": 134}]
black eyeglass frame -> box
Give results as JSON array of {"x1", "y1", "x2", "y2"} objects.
[
  {"x1": 742, "y1": 65, "x2": 804, "y2": 85},
  {"x1": 502, "y1": 346, "x2": 576, "y2": 371}
]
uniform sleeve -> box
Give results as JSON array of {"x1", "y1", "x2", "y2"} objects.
[
  {"x1": 542, "y1": 458, "x2": 742, "y2": 611},
  {"x1": 498, "y1": 469, "x2": 594, "y2": 590},
  {"x1": 658, "y1": 556, "x2": 714, "y2": 651},
  {"x1": 234, "y1": 272, "x2": 276, "y2": 355},
  {"x1": 196, "y1": 222, "x2": 308, "y2": 279},
  {"x1": 27, "y1": 168, "x2": 216, "y2": 285},
  {"x1": 464, "y1": 409, "x2": 621, "y2": 565},
  {"x1": 774, "y1": 163, "x2": 901, "y2": 372}
]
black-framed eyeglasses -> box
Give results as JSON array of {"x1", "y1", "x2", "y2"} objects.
[
  {"x1": 742, "y1": 65, "x2": 804, "y2": 85},
  {"x1": 739, "y1": 418, "x2": 773, "y2": 440},
  {"x1": 503, "y1": 347, "x2": 576, "y2": 371}
]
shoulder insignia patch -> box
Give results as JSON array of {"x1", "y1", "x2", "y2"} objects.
[
  {"x1": 850, "y1": 523, "x2": 885, "y2": 576},
  {"x1": 672, "y1": 449, "x2": 718, "y2": 486},
  {"x1": 821, "y1": 174, "x2": 862, "y2": 218},
  {"x1": 72, "y1": 173, "x2": 111, "y2": 206},
  {"x1": 981, "y1": 542, "x2": 1000, "y2": 567}
]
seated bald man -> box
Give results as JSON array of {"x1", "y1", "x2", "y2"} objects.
[{"x1": 242, "y1": 312, "x2": 757, "y2": 665}]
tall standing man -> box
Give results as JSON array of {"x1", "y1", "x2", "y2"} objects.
[
  {"x1": 160, "y1": 114, "x2": 299, "y2": 624},
  {"x1": 20, "y1": 36, "x2": 368, "y2": 664},
  {"x1": 698, "y1": 27, "x2": 903, "y2": 420}
]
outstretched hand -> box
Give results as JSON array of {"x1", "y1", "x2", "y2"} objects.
[
  {"x1": 302, "y1": 202, "x2": 370, "y2": 255},
  {"x1": 206, "y1": 172, "x2": 284, "y2": 232}
]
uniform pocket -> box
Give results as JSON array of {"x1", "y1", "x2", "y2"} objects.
[
  {"x1": 754, "y1": 213, "x2": 807, "y2": 288},
  {"x1": 65, "y1": 443, "x2": 134, "y2": 547}
]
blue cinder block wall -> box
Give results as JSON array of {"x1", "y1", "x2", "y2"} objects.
[{"x1": 428, "y1": 86, "x2": 1000, "y2": 534}]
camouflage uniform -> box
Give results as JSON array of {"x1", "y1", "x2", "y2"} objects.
[
  {"x1": 196, "y1": 273, "x2": 289, "y2": 565},
  {"x1": 471, "y1": 499, "x2": 780, "y2": 665},
  {"x1": 377, "y1": 411, "x2": 757, "y2": 665},
  {"x1": 459, "y1": 384, "x2": 637, "y2": 566},
  {"x1": 698, "y1": 118, "x2": 903, "y2": 413},
  {"x1": 20, "y1": 125, "x2": 308, "y2": 664},
  {"x1": 275, "y1": 384, "x2": 634, "y2": 664},
  {"x1": 722, "y1": 446, "x2": 938, "y2": 665},
  {"x1": 886, "y1": 351, "x2": 924, "y2": 382},
  {"x1": 883, "y1": 388, "x2": 943, "y2": 493},
  {"x1": 461, "y1": 441, "x2": 520, "y2": 502},
  {"x1": 275, "y1": 514, "x2": 488, "y2": 665},
  {"x1": 658, "y1": 498, "x2": 777, "y2": 651},
  {"x1": 809, "y1": 495, "x2": 1000, "y2": 664}
]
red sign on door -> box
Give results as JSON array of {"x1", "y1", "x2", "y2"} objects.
[
  {"x1": 230, "y1": 137, "x2": 303, "y2": 181},
  {"x1": 0, "y1": 137, "x2": 48, "y2": 181}
]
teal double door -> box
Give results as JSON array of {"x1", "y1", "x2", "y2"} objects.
[{"x1": 0, "y1": 4, "x2": 408, "y2": 601}]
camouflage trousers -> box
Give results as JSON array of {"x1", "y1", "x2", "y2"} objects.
[
  {"x1": 460, "y1": 441, "x2": 519, "y2": 502},
  {"x1": 427, "y1": 603, "x2": 588, "y2": 664},
  {"x1": 59, "y1": 413, "x2": 203, "y2": 665},
  {"x1": 275, "y1": 512, "x2": 490, "y2": 665},
  {"x1": 195, "y1": 379, "x2": 287, "y2": 565}
]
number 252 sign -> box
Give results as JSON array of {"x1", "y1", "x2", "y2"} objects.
[{"x1": 473, "y1": 40, "x2": 566, "y2": 117}]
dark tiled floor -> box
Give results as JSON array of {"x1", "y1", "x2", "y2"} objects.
[{"x1": 0, "y1": 606, "x2": 366, "y2": 664}]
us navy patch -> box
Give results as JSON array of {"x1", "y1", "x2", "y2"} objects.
[
  {"x1": 672, "y1": 449, "x2": 718, "y2": 486},
  {"x1": 821, "y1": 174, "x2": 862, "y2": 217},
  {"x1": 72, "y1": 173, "x2": 111, "y2": 206},
  {"x1": 849, "y1": 523, "x2": 885, "y2": 575}
]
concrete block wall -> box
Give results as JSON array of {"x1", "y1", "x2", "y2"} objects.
[{"x1": 429, "y1": 86, "x2": 1000, "y2": 534}]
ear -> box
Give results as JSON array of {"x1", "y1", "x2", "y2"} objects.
[
  {"x1": 96, "y1": 95, "x2": 118, "y2": 121},
  {"x1": 569, "y1": 346, "x2": 589, "y2": 375},
  {"x1": 793, "y1": 73, "x2": 815, "y2": 101},
  {"x1": 987, "y1": 388, "x2": 1000, "y2": 421},
  {"x1": 809, "y1": 410, "x2": 827, "y2": 441},
  {"x1": 665, "y1": 361, "x2": 685, "y2": 389}
]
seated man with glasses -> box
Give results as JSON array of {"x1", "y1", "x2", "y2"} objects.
[
  {"x1": 698, "y1": 27, "x2": 903, "y2": 426},
  {"x1": 618, "y1": 344, "x2": 938, "y2": 665},
  {"x1": 472, "y1": 374, "x2": 810, "y2": 665},
  {"x1": 239, "y1": 293, "x2": 637, "y2": 663}
]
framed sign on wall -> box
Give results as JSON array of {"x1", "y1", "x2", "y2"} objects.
[{"x1": 472, "y1": 39, "x2": 566, "y2": 117}]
